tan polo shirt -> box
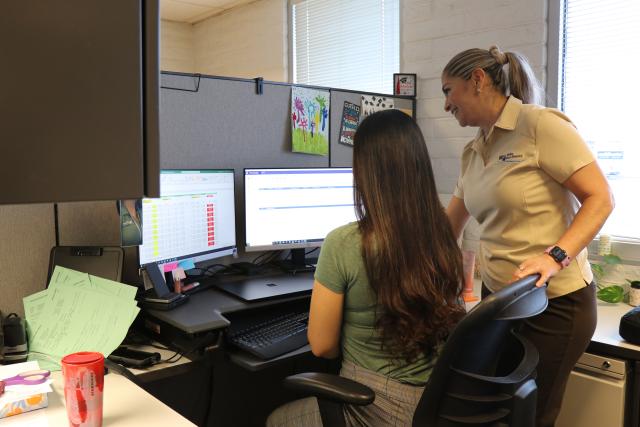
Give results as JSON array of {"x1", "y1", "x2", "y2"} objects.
[{"x1": 453, "y1": 96, "x2": 594, "y2": 298}]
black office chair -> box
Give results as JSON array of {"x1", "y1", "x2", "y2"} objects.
[{"x1": 283, "y1": 274, "x2": 548, "y2": 427}]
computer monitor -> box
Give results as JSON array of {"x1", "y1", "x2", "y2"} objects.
[
  {"x1": 138, "y1": 169, "x2": 237, "y2": 275},
  {"x1": 244, "y1": 167, "x2": 357, "y2": 271}
]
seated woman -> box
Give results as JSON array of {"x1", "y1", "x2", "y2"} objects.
[{"x1": 267, "y1": 109, "x2": 465, "y2": 426}]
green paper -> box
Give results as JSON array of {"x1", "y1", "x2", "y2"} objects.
[
  {"x1": 23, "y1": 289, "x2": 50, "y2": 339},
  {"x1": 89, "y1": 275, "x2": 138, "y2": 299},
  {"x1": 24, "y1": 266, "x2": 140, "y2": 371}
]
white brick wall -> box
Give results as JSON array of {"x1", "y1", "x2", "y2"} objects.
[
  {"x1": 160, "y1": 0, "x2": 288, "y2": 80},
  {"x1": 402, "y1": 0, "x2": 549, "y2": 246},
  {"x1": 402, "y1": 0, "x2": 548, "y2": 191},
  {"x1": 161, "y1": 20, "x2": 195, "y2": 73},
  {"x1": 193, "y1": 0, "x2": 288, "y2": 81}
]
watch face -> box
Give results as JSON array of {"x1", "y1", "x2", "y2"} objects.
[{"x1": 550, "y1": 246, "x2": 567, "y2": 262}]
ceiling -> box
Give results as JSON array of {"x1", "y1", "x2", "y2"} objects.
[{"x1": 161, "y1": 0, "x2": 256, "y2": 24}]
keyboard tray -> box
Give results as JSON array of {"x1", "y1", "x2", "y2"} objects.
[{"x1": 225, "y1": 300, "x2": 310, "y2": 360}]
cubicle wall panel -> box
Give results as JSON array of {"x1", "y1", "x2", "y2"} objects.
[
  {"x1": 57, "y1": 202, "x2": 142, "y2": 285},
  {"x1": 57, "y1": 202, "x2": 121, "y2": 247},
  {"x1": 0, "y1": 204, "x2": 55, "y2": 315},
  {"x1": 329, "y1": 92, "x2": 415, "y2": 167},
  {"x1": 160, "y1": 74, "x2": 326, "y2": 170}
]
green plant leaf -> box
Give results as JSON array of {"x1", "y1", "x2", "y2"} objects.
[
  {"x1": 603, "y1": 254, "x2": 622, "y2": 265},
  {"x1": 591, "y1": 263, "x2": 604, "y2": 278},
  {"x1": 597, "y1": 285, "x2": 625, "y2": 303}
]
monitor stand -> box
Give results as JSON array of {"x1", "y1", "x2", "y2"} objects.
[{"x1": 275, "y1": 249, "x2": 317, "y2": 274}]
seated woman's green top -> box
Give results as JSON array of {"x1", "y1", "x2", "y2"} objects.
[{"x1": 314, "y1": 222, "x2": 437, "y2": 385}]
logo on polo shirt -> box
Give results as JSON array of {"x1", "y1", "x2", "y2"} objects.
[{"x1": 498, "y1": 152, "x2": 524, "y2": 163}]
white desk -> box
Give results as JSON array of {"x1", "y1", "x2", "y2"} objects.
[
  {"x1": 592, "y1": 301, "x2": 640, "y2": 352},
  {"x1": 0, "y1": 371, "x2": 195, "y2": 426}
]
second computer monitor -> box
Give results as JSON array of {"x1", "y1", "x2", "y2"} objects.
[
  {"x1": 244, "y1": 167, "x2": 357, "y2": 268},
  {"x1": 138, "y1": 169, "x2": 237, "y2": 272}
]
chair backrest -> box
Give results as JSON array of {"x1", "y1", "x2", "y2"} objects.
[{"x1": 413, "y1": 275, "x2": 548, "y2": 427}]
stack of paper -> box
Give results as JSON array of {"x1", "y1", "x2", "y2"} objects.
[{"x1": 23, "y1": 266, "x2": 140, "y2": 371}]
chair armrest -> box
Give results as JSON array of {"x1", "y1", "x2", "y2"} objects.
[{"x1": 283, "y1": 372, "x2": 375, "y2": 405}]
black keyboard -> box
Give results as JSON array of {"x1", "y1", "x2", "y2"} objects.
[{"x1": 227, "y1": 311, "x2": 309, "y2": 359}]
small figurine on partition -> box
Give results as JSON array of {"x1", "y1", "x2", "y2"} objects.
[{"x1": 393, "y1": 73, "x2": 417, "y2": 97}]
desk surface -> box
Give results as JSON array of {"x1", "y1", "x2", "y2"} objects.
[
  {"x1": 144, "y1": 271, "x2": 315, "y2": 334},
  {"x1": 590, "y1": 301, "x2": 640, "y2": 359},
  {"x1": 0, "y1": 371, "x2": 195, "y2": 426}
]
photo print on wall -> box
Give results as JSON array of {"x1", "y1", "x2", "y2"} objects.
[
  {"x1": 338, "y1": 101, "x2": 361, "y2": 147},
  {"x1": 291, "y1": 86, "x2": 330, "y2": 156},
  {"x1": 360, "y1": 95, "x2": 394, "y2": 121},
  {"x1": 393, "y1": 73, "x2": 417, "y2": 97}
]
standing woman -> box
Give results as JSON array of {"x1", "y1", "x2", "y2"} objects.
[
  {"x1": 267, "y1": 109, "x2": 465, "y2": 426},
  {"x1": 441, "y1": 46, "x2": 614, "y2": 426}
]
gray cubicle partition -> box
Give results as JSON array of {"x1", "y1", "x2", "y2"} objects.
[
  {"x1": 160, "y1": 73, "x2": 327, "y2": 171},
  {"x1": 159, "y1": 72, "x2": 416, "y2": 255},
  {"x1": 160, "y1": 72, "x2": 415, "y2": 170}
]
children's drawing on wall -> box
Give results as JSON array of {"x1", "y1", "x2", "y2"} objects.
[
  {"x1": 360, "y1": 95, "x2": 394, "y2": 121},
  {"x1": 338, "y1": 101, "x2": 361, "y2": 147},
  {"x1": 291, "y1": 87, "x2": 330, "y2": 156}
]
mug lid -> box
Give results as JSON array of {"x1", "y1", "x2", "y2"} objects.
[{"x1": 61, "y1": 351, "x2": 104, "y2": 365}]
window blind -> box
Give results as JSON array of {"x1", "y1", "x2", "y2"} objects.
[
  {"x1": 291, "y1": 0, "x2": 399, "y2": 94},
  {"x1": 561, "y1": 0, "x2": 640, "y2": 239}
]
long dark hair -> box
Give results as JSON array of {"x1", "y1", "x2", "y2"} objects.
[{"x1": 353, "y1": 109, "x2": 465, "y2": 362}]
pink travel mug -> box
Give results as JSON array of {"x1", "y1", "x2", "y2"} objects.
[{"x1": 61, "y1": 352, "x2": 104, "y2": 427}]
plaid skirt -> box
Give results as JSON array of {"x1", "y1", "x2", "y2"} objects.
[{"x1": 266, "y1": 359, "x2": 424, "y2": 427}]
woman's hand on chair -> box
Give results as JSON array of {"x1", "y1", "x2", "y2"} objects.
[{"x1": 511, "y1": 254, "x2": 560, "y2": 287}]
